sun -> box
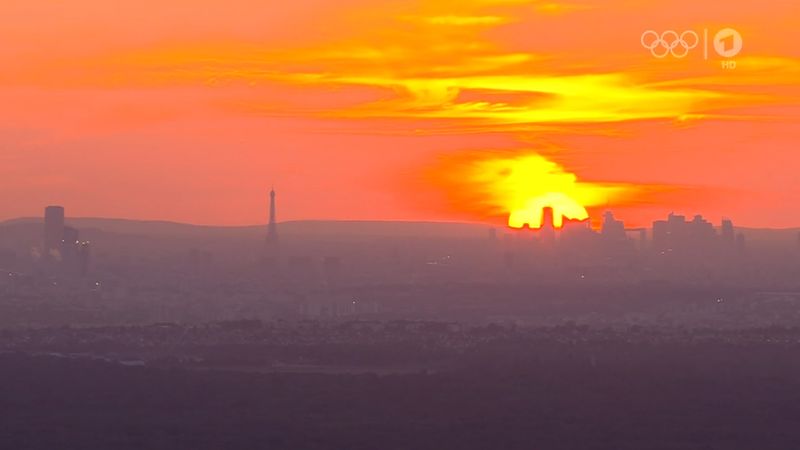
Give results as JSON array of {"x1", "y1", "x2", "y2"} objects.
[
  {"x1": 477, "y1": 154, "x2": 590, "y2": 229},
  {"x1": 508, "y1": 192, "x2": 588, "y2": 229},
  {"x1": 427, "y1": 151, "x2": 638, "y2": 229}
]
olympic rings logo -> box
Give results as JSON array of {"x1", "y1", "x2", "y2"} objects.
[{"x1": 641, "y1": 30, "x2": 699, "y2": 58}]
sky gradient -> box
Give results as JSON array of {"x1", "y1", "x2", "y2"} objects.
[{"x1": 1, "y1": 0, "x2": 799, "y2": 227}]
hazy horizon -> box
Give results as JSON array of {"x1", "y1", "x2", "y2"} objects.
[
  {"x1": 5, "y1": 212, "x2": 800, "y2": 232},
  {"x1": 3, "y1": 2, "x2": 800, "y2": 449}
]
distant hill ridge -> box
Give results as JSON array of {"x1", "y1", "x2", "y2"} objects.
[
  {"x1": 3, "y1": 216, "x2": 798, "y2": 244},
  {"x1": 1, "y1": 217, "x2": 493, "y2": 239}
]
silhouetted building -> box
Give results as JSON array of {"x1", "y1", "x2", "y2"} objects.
[
  {"x1": 637, "y1": 228, "x2": 647, "y2": 251},
  {"x1": 559, "y1": 217, "x2": 596, "y2": 258},
  {"x1": 601, "y1": 211, "x2": 626, "y2": 242},
  {"x1": 721, "y1": 218, "x2": 735, "y2": 247},
  {"x1": 561, "y1": 217, "x2": 591, "y2": 233},
  {"x1": 652, "y1": 219, "x2": 668, "y2": 251},
  {"x1": 650, "y1": 212, "x2": 741, "y2": 265},
  {"x1": 40, "y1": 206, "x2": 90, "y2": 276},
  {"x1": 43, "y1": 205, "x2": 65, "y2": 255},
  {"x1": 621, "y1": 227, "x2": 647, "y2": 251},
  {"x1": 539, "y1": 206, "x2": 556, "y2": 243},
  {"x1": 267, "y1": 188, "x2": 278, "y2": 245},
  {"x1": 690, "y1": 214, "x2": 716, "y2": 242},
  {"x1": 653, "y1": 212, "x2": 713, "y2": 252}
]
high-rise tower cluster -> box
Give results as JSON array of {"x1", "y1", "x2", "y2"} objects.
[{"x1": 42, "y1": 206, "x2": 90, "y2": 276}]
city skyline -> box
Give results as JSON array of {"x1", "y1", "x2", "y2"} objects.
[
  {"x1": 3, "y1": 3, "x2": 800, "y2": 449},
  {"x1": 31, "y1": 198, "x2": 750, "y2": 251},
  {"x1": 13, "y1": 197, "x2": 753, "y2": 233}
]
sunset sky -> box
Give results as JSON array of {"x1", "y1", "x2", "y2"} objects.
[{"x1": 1, "y1": 0, "x2": 799, "y2": 227}]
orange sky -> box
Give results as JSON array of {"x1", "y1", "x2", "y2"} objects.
[{"x1": 1, "y1": 0, "x2": 799, "y2": 227}]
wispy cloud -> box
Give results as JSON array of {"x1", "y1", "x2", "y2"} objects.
[
  {"x1": 411, "y1": 15, "x2": 512, "y2": 26},
  {"x1": 21, "y1": 0, "x2": 789, "y2": 134}
]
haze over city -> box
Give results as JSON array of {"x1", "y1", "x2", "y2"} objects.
[{"x1": 2, "y1": 1, "x2": 800, "y2": 449}]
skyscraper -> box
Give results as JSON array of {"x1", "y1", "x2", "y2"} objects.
[
  {"x1": 540, "y1": 206, "x2": 555, "y2": 230},
  {"x1": 539, "y1": 206, "x2": 555, "y2": 242},
  {"x1": 44, "y1": 205, "x2": 65, "y2": 254},
  {"x1": 267, "y1": 188, "x2": 278, "y2": 244},
  {"x1": 601, "y1": 211, "x2": 626, "y2": 241},
  {"x1": 721, "y1": 218, "x2": 735, "y2": 247}
]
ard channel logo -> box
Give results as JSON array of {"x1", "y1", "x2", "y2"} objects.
[{"x1": 641, "y1": 28, "x2": 743, "y2": 69}]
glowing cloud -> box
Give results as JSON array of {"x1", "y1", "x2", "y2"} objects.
[
  {"x1": 0, "y1": 0, "x2": 799, "y2": 226},
  {"x1": 413, "y1": 15, "x2": 511, "y2": 26},
  {"x1": 428, "y1": 152, "x2": 640, "y2": 228}
]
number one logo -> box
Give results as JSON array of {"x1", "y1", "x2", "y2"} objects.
[{"x1": 713, "y1": 28, "x2": 743, "y2": 58}]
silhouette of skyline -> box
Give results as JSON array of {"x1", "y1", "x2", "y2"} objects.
[
  {"x1": 2, "y1": 195, "x2": 800, "y2": 450},
  {"x1": 19, "y1": 192, "x2": 760, "y2": 290},
  {"x1": 2, "y1": 1, "x2": 799, "y2": 449},
  {"x1": 43, "y1": 206, "x2": 64, "y2": 256}
]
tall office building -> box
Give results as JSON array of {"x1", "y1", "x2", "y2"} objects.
[
  {"x1": 539, "y1": 206, "x2": 556, "y2": 242},
  {"x1": 721, "y1": 218, "x2": 735, "y2": 247},
  {"x1": 44, "y1": 205, "x2": 65, "y2": 253},
  {"x1": 652, "y1": 212, "x2": 724, "y2": 254},
  {"x1": 601, "y1": 211, "x2": 626, "y2": 241},
  {"x1": 266, "y1": 188, "x2": 278, "y2": 244},
  {"x1": 540, "y1": 206, "x2": 555, "y2": 229},
  {"x1": 652, "y1": 219, "x2": 668, "y2": 250}
]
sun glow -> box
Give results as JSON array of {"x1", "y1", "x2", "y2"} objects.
[
  {"x1": 508, "y1": 192, "x2": 588, "y2": 229},
  {"x1": 429, "y1": 153, "x2": 639, "y2": 229}
]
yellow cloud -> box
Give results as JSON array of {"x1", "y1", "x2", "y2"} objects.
[
  {"x1": 6, "y1": 0, "x2": 794, "y2": 134},
  {"x1": 416, "y1": 15, "x2": 511, "y2": 26},
  {"x1": 311, "y1": 72, "x2": 727, "y2": 124},
  {"x1": 427, "y1": 151, "x2": 645, "y2": 227}
]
